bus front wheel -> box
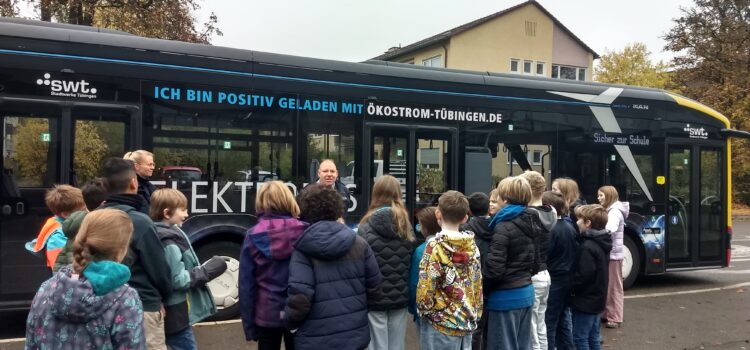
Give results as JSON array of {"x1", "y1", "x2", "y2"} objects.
[
  {"x1": 622, "y1": 234, "x2": 640, "y2": 289},
  {"x1": 195, "y1": 241, "x2": 242, "y2": 321}
]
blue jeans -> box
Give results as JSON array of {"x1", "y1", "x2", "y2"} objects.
[
  {"x1": 572, "y1": 311, "x2": 601, "y2": 350},
  {"x1": 485, "y1": 308, "x2": 533, "y2": 350},
  {"x1": 419, "y1": 318, "x2": 472, "y2": 350},
  {"x1": 165, "y1": 326, "x2": 197, "y2": 350},
  {"x1": 545, "y1": 279, "x2": 574, "y2": 350}
]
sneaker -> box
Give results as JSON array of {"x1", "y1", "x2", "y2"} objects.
[{"x1": 605, "y1": 321, "x2": 620, "y2": 329}]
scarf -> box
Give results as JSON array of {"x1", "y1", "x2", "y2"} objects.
[{"x1": 488, "y1": 203, "x2": 526, "y2": 231}]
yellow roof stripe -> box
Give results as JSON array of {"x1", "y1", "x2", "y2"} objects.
[{"x1": 667, "y1": 93, "x2": 730, "y2": 128}]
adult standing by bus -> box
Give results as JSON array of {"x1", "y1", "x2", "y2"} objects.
[
  {"x1": 124, "y1": 150, "x2": 157, "y2": 214},
  {"x1": 358, "y1": 175, "x2": 414, "y2": 350},
  {"x1": 597, "y1": 186, "x2": 628, "y2": 329},
  {"x1": 302, "y1": 159, "x2": 352, "y2": 220}
]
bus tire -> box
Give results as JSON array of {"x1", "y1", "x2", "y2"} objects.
[
  {"x1": 622, "y1": 234, "x2": 640, "y2": 290},
  {"x1": 195, "y1": 241, "x2": 242, "y2": 321}
]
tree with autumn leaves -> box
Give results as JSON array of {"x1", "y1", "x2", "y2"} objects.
[
  {"x1": 596, "y1": 0, "x2": 750, "y2": 204},
  {"x1": 0, "y1": 0, "x2": 220, "y2": 44}
]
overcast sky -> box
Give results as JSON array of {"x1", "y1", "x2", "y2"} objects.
[{"x1": 195, "y1": 0, "x2": 695, "y2": 65}]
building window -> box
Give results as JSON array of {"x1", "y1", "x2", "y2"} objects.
[
  {"x1": 507, "y1": 150, "x2": 544, "y2": 165},
  {"x1": 551, "y1": 64, "x2": 587, "y2": 81},
  {"x1": 578, "y1": 68, "x2": 587, "y2": 81},
  {"x1": 510, "y1": 59, "x2": 520, "y2": 73},
  {"x1": 532, "y1": 150, "x2": 543, "y2": 165},
  {"x1": 524, "y1": 60, "x2": 533, "y2": 74},
  {"x1": 422, "y1": 55, "x2": 442, "y2": 67},
  {"x1": 401, "y1": 58, "x2": 415, "y2": 64},
  {"x1": 536, "y1": 62, "x2": 545, "y2": 76}
]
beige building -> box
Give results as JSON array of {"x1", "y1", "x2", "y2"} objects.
[{"x1": 372, "y1": 0, "x2": 599, "y2": 184}]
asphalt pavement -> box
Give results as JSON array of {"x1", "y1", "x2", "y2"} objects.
[{"x1": 3, "y1": 220, "x2": 750, "y2": 350}]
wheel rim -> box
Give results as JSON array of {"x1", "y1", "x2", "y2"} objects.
[
  {"x1": 622, "y1": 244, "x2": 633, "y2": 281},
  {"x1": 206, "y1": 256, "x2": 240, "y2": 310}
]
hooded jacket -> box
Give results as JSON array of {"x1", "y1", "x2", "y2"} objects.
[
  {"x1": 484, "y1": 209, "x2": 538, "y2": 292},
  {"x1": 239, "y1": 213, "x2": 307, "y2": 341},
  {"x1": 358, "y1": 207, "x2": 413, "y2": 311},
  {"x1": 416, "y1": 230, "x2": 483, "y2": 336},
  {"x1": 546, "y1": 218, "x2": 579, "y2": 279},
  {"x1": 103, "y1": 194, "x2": 172, "y2": 312},
  {"x1": 53, "y1": 210, "x2": 87, "y2": 272},
  {"x1": 528, "y1": 205, "x2": 556, "y2": 272},
  {"x1": 569, "y1": 228, "x2": 613, "y2": 314},
  {"x1": 25, "y1": 264, "x2": 145, "y2": 350},
  {"x1": 606, "y1": 201, "x2": 630, "y2": 261},
  {"x1": 285, "y1": 221, "x2": 381, "y2": 350},
  {"x1": 155, "y1": 222, "x2": 216, "y2": 334}
]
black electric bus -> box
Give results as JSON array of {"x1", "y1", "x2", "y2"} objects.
[{"x1": 0, "y1": 17, "x2": 746, "y2": 320}]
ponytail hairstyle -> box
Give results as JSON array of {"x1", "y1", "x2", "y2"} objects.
[
  {"x1": 360, "y1": 175, "x2": 414, "y2": 241},
  {"x1": 72, "y1": 209, "x2": 133, "y2": 274}
]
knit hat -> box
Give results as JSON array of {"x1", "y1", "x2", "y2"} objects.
[{"x1": 62, "y1": 210, "x2": 87, "y2": 240}]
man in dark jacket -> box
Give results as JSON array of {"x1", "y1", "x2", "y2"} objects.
[
  {"x1": 124, "y1": 150, "x2": 156, "y2": 214},
  {"x1": 569, "y1": 204, "x2": 612, "y2": 350},
  {"x1": 285, "y1": 184, "x2": 381, "y2": 350},
  {"x1": 301, "y1": 159, "x2": 352, "y2": 220},
  {"x1": 101, "y1": 157, "x2": 172, "y2": 350}
]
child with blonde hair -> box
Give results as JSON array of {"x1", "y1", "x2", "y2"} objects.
[
  {"x1": 26, "y1": 209, "x2": 145, "y2": 349},
  {"x1": 240, "y1": 181, "x2": 307, "y2": 350}
]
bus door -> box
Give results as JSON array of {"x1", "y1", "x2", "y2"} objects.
[
  {"x1": 665, "y1": 141, "x2": 725, "y2": 269},
  {"x1": 363, "y1": 123, "x2": 457, "y2": 234},
  {"x1": 0, "y1": 99, "x2": 135, "y2": 309}
]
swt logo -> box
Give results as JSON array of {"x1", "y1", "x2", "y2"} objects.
[
  {"x1": 684, "y1": 124, "x2": 708, "y2": 139},
  {"x1": 36, "y1": 73, "x2": 98, "y2": 98}
]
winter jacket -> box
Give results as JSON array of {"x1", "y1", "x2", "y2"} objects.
[
  {"x1": 25, "y1": 216, "x2": 65, "y2": 269},
  {"x1": 528, "y1": 205, "x2": 556, "y2": 272},
  {"x1": 569, "y1": 228, "x2": 612, "y2": 314},
  {"x1": 239, "y1": 213, "x2": 307, "y2": 341},
  {"x1": 460, "y1": 215, "x2": 492, "y2": 272},
  {"x1": 53, "y1": 211, "x2": 86, "y2": 272},
  {"x1": 546, "y1": 218, "x2": 579, "y2": 280},
  {"x1": 301, "y1": 180, "x2": 352, "y2": 219},
  {"x1": 103, "y1": 194, "x2": 172, "y2": 312},
  {"x1": 358, "y1": 206, "x2": 413, "y2": 311},
  {"x1": 155, "y1": 222, "x2": 216, "y2": 334},
  {"x1": 416, "y1": 230, "x2": 483, "y2": 336},
  {"x1": 285, "y1": 221, "x2": 382, "y2": 350},
  {"x1": 136, "y1": 175, "x2": 156, "y2": 214},
  {"x1": 484, "y1": 209, "x2": 538, "y2": 292},
  {"x1": 606, "y1": 201, "x2": 630, "y2": 261},
  {"x1": 25, "y1": 264, "x2": 145, "y2": 350}
]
